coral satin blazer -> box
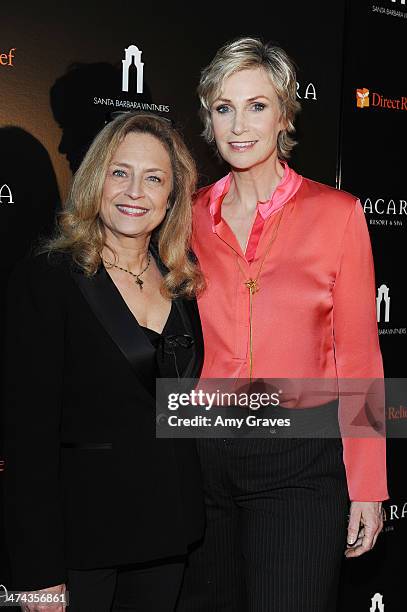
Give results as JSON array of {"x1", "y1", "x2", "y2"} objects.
[{"x1": 192, "y1": 163, "x2": 388, "y2": 502}]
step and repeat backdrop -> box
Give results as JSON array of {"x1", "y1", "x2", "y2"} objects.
[
  {"x1": 0, "y1": 0, "x2": 405, "y2": 609},
  {"x1": 338, "y1": 2, "x2": 407, "y2": 611}
]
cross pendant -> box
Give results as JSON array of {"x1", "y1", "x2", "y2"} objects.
[
  {"x1": 135, "y1": 277, "x2": 144, "y2": 290},
  {"x1": 245, "y1": 279, "x2": 258, "y2": 294}
]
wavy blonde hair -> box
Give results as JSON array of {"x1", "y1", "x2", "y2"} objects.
[
  {"x1": 45, "y1": 112, "x2": 205, "y2": 298},
  {"x1": 198, "y1": 36, "x2": 301, "y2": 160}
]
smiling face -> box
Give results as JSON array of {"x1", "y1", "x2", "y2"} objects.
[
  {"x1": 99, "y1": 132, "x2": 173, "y2": 242},
  {"x1": 211, "y1": 67, "x2": 286, "y2": 171}
]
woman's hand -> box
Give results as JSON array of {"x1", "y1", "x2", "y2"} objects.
[
  {"x1": 344, "y1": 501, "x2": 383, "y2": 558},
  {"x1": 20, "y1": 583, "x2": 66, "y2": 611}
]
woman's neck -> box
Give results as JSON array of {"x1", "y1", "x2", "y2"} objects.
[
  {"x1": 226, "y1": 155, "x2": 285, "y2": 213},
  {"x1": 102, "y1": 231, "x2": 151, "y2": 273}
]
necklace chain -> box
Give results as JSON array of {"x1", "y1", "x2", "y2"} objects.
[
  {"x1": 103, "y1": 252, "x2": 151, "y2": 290},
  {"x1": 236, "y1": 205, "x2": 286, "y2": 380}
]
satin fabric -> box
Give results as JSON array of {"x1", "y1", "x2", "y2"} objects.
[
  {"x1": 192, "y1": 165, "x2": 388, "y2": 501},
  {"x1": 209, "y1": 161, "x2": 303, "y2": 263}
]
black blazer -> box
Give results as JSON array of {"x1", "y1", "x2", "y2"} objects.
[{"x1": 2, "y1": 248, "x2": 205, "y2": 591}]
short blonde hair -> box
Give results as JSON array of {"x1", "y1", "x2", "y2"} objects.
[
  {"x1": 198, "y1": 36, "x2": 301, "y2": 159},
  {"x1": 45, "y1": 112, "x2": 205, "y2": 298}
]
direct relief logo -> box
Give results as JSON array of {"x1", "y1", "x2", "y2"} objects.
[
  {"x1": 356, "y1": 86, "x2": 407, "y2": 110},
  {"x1": 0, "y1": 48, "x2": 16, "y2": 66},
  {"x1": 356, "y1": 88, "x2": 370, "y2": 108}
]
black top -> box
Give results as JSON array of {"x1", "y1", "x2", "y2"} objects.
[
  {"x1": 2, "y1": 250, "x2": 205, "y2": 591},
  {"x1": 140, "y1": 302, "x2": 195, "y2": 380}
]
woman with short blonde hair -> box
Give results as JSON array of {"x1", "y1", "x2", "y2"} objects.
[
  {"x1": 197, "y1": 36, "x2": 300, "y2": 159},
  {"x1": 178, "y1": 37, "x2": 386, "y2": 612}
]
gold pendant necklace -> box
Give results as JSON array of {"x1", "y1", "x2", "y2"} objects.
[
  {"x1": 103, "y1": 253, "x2": 151, "y2": 290},
  {"x1": 236, "y1": 205, "x2": 286, "y2": 380}
]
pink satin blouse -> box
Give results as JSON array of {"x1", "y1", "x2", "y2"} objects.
[{"x1": 192, "y1": 163, "x2": 388, "y2": 502}]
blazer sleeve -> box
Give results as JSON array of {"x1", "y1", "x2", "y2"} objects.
[
  {"x1": 332, "y1": 199, "x2": 389, "y2": 501},
  {"x1": 2, "y1": 255, "x2": 67, "y2": 590}
]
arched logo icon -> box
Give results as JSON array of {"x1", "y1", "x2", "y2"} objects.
[
  {"x1": 122, "y1": 44, "x2": 144, "y2": 93},
  {"x1": 370, "y1": 592, "x2": 384, "y2": 611},
  {"x1": 0, "y1": 584, "x2": 9, "y2": 603},
  {"x1": 376, "y1": 285, "x2": 390, "y2": 323}
]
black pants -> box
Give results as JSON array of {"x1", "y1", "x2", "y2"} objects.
[
  {"x1": 177, "y1": 435, "x2": 349, "y2": 612},
  {"x1": 67, "y1": 557, "x2": 185, "y2": 612}
]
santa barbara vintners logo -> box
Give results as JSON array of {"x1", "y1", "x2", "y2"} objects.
[
  {"x1": 93, "y1": 42, "x2": 170, "y2": 113},
  {"x1": 370, "y1": 593, "x2": 385, "y2": 612},
  {"x1": 372, "y1": 0, "x2": 407, "y2": 17},
  {"x1": 356, "y1": 87, "x2": 407, "y2": 110},
  {"x1": 122, "y1": 44, "x2": 144, "y2": 93},
  {"x1": 377, "y1": 285, "x2": 390, "y2": 323},
  {"x1": 376, "y1": 284, "x2": 406, "y2": 335},
  {"x1": 0, "y1": 48, "x2": 16, "y2": 66},
  {"x1": 0, "y1": 184, "x2": 14, "y2": 204}
]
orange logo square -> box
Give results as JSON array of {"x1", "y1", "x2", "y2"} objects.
[{"x1": 356, "y1": 88, "x2": 370, "y2": 108}]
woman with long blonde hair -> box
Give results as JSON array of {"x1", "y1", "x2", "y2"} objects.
[{"x1": 3, "y1": 112, "x2": 205, "y2": 612}]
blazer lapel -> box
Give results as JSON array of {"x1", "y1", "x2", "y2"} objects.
[
  {"x1": 72, "y1": 244, "x2": 204, "y2": 387},
  {"x1": 173, "y1": 298, "x2": 203, "y2": 379},
  {"x1": 71, "y1": 265, "x2": 157, "y2": 394},
  {"x1": 149, "y1": 242, "x2": 204, "y2": 379}
]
